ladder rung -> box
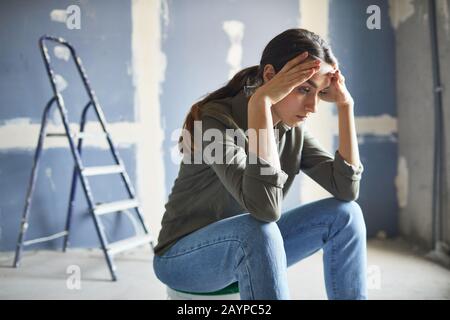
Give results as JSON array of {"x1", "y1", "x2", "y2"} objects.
[
  {"x1": 82, "y1": 165, "x2": 124, "y2": 176},
  {"x1": 46, "y1": 132, "x2": 68, "y2": 137},
  {"x1": 45, "y1": 132, "x2": 107, "y2": 139},
  {"x1": 107, "y1": 234, "x2": 153, "y2": 255},
  {"x1": 94, "y1": 199, "x2": 139, "y2": 215},
  {"x1": 23, "y1": 231, "x2": 68, "y2": 246}
]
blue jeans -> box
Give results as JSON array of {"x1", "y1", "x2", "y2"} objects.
[{"x1": 153, "y1": 197, "x2": 367, "y2": 300}]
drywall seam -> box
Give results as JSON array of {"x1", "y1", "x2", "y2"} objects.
[
  {"x1": 437, "y1": 0, "x2": 449, "y2": 35},
  {"x1": 389, "y1": 0, "x2": 415, "y2": 30},
  {"x1": 395, "y1": 156, "x2": 409, "y2": 208},
  {"x1": 50, "y1": 9, "x2": 67, "y2": 23},
  {"x1": 223, "y1": 20, "x2": 245, "y2": 80},
  {"x1": 299, "y1": 0, "x2": 334, "y2": 203},
  {"x1": 131, "y1": 0, "x2": 166, "y2": 236},
  {"x1": 355, "y1": 114, "x2": 398, "y2": 136},
  {"x1": 0, "y1": 119, "x2": 139, "y2": 149}
]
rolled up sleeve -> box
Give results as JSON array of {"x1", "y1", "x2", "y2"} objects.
[
  {"x1": 201, "y1": 115, "x2": 288, "y2": 222},
  {"x1": 300, "y1": 129, "x2": 364, "y2": 201},
  {"x1": 334, "y1": 149, "x2": 364, "y2": 181}
]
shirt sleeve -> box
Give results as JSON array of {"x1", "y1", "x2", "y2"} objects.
[
  {"x1": 200, "y1": 115, "x2": 289, "y2": 222},
  {"x1": 300, "y1": 128, "x2": 364, "y2": 201}
]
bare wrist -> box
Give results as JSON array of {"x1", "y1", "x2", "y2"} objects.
[
  {"x1": 249, "y1": 90, "x2": 272, "y2": 109},
  {"x1": 337, "y1": 100, "x2": 354, "y2": 110}
]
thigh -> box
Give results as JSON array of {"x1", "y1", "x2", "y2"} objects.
[
  {"x1": 153, "y1": 213, "x2": 262, "y2": 293},
  {"x1": 277, "y1": 197, "x2": 344, "y2": 267}
]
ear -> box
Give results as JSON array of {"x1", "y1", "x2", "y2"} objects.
[{"x1": 262, "y1": 64, "x2": 276, "y2": 83}]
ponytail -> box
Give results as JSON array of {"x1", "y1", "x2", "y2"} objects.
[{"x1": 178, "y1": 65, "x2": 262, "y2": 153}]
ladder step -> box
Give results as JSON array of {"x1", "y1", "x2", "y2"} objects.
[
  {"x1": 94, "y1": 199, "x2": 139, "y2": 215},
  {"x1": 23, "y1": 231, "x2": 68, "y2": 246},
  {"x1": 107, "y1": 234, "x2": 153, "y2": 255},
  {"x1": 46, "y1": 132, "x2": 107, "y2": 139},
  {"x1": 45, "y1": 132, "x2": 68, "y2": 137},
  {"x1": 82, "y1": 165, "x2": 124, "y2": 176}
]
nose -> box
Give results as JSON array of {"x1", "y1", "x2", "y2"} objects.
[{"x1": 304, "y1": 97, "x2": 318, "y2": 114}]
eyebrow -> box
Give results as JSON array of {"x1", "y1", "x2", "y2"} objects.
[
  {"x1": 306, "y1": 79, "x2": 330, "y2": 91},
  {"x1": 306, "y1": 79, "x2": 318, "y2": 88}
]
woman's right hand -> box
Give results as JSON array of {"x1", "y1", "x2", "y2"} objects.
[{"x1": 252, "y1": 52, "x2": 321, "y2": 106}]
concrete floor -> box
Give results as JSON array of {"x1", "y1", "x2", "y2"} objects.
[{"x1": 1, "y1": 238, "x2": 449, "y2": 300}]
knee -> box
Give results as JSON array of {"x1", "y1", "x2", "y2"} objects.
[
  {"x1": 335, "y1": 200, "x2": 366, "y2": 238},
  {"x1": 239, "y1": 215, "x2": 284, "y2": 250}
]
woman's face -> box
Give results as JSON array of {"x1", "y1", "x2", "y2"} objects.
[{"x1": 272, "y1": 69, "x2": 333, "y2": 127}]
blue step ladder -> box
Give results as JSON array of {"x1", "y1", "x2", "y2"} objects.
[{"x1": 13, "y1": 35, "x2": 154, "y2": 281}]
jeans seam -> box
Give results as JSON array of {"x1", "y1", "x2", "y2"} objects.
[
  {"x1": 240, "y1": 244, "x2": 255, "y2": 299},
  {"x1": 328, "y1": 212, "x2": 342, "y2": 299},
  {"x1": 330, "y1": 237, "x2": 338, "y2": 299},
  {"x1": 157, "y1": 237, "x2": 245, "y2": 258}
]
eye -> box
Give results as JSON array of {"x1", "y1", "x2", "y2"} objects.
[
  {"x1": 319, "y1": 89, "x2": 329, "y2": 95},
  {"x1": 297, "y1": 86, "x2": 311, "y2": 94}
]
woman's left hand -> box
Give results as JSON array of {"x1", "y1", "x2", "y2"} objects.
[{"x1": 321, "y1": 69, "x2": 354, "y2": 106}]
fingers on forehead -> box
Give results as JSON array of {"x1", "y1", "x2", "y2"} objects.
[{"x1": 309, "y1": 73, "x2": 333, "y2": 89}]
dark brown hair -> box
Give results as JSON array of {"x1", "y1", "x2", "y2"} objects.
[{"x1": 179, "y1": 28, "x2": 338, "y2": 153}]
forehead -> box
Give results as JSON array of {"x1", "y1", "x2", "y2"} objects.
[{"x1": 309, "y1": 72, "x2": 332, "y2": 90}]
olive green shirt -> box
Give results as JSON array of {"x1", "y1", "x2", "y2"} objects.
[{"x1": 153, "y1": 89, "x2": 364, "y2": 256}]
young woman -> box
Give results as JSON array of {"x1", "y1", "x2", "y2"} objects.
[{"x1": 153, "y1": 28, "x2": 366, "y2": 300}]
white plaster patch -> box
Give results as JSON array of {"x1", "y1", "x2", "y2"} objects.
[
  {"x1": 54, "y1": 74, "x2": 68, "y2": 92},
  {"x1": 357, "y1": 134, "x2": 398, "y2": 144},
  {"x1": 54, "y1": 46, "x2": 71, "y2": 61},
  {"x1": 389, "y1": 0, "x2": 415, "y2": 30},
  {"x1": 300, "y1": 0, "x2": 329, "y2": 39},
  {"x1": 437, "y1": 0, "x2": 450, "y2": 35},
  {"x1": 158, "y1": 52, "x2": 167, "y2": 96},
  {"x1": 355, "y1": 114, "x2": 398, "y2": 144},
  {"x1": 50, "y1": 108, "x2": 62, "y2": 126},
  {"x1": 45, "y1": 167, "x2": 56, "y2": 192},
  {"x1": 126, "y1": 61, "x2": 133, "y2": 76},
  {"x1": 355, "y1": 114, "x2": 398, "y2": 136},
  {"x1": 2, "y1": 118, "x2": 31, "y2": 126},
  {"x1": 223, "y1": 20, "x2": 245, "y2": 80},
  {"x1": 160, "y1": 0, "x2": 170, "y2": 39},
  {"x1": 0, "y1": 120, "x2": 140, "y2": 150},
  {"x1": 131, "y1": 0, "x2": 166, "y2": 237},
  {"x1": 0, "y1": 209, "x2": 3, "y2": 242},
  {"x1": 299, "y1": 0, "x2": 333, "y2": 203},
  {"x1": 50, "y1": 9, "x2": 67, "y2": 23},
  {"x1": 395, "y1": 156, "x2": 409, "y2": 208}
]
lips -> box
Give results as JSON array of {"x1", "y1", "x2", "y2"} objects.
[{"x1": 296, "y1": 115, "x2": 307, "y2": 121}]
